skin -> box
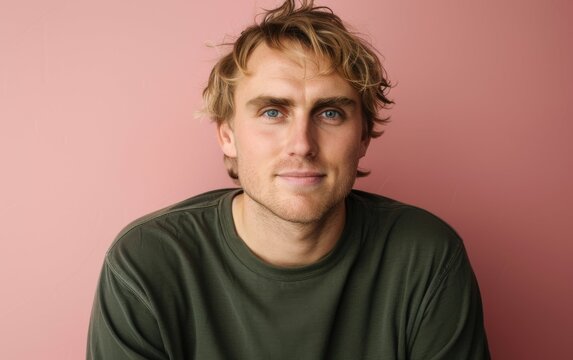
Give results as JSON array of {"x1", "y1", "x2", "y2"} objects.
[{"x1": 217, "y1": 43, "x2": 369, "y2": 267}]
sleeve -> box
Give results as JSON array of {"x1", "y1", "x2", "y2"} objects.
[
  {"x1": 87, "y1": 259, "x2": 168, "y2": 360},
  {"x1": 408, "y1": 243, "x2": 490, "y2": 360}
]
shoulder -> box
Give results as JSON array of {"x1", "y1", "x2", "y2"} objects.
[
  {"x1": 350, "y1": 189, "x2": 459, "y2": 234},
  {"x1": 349, "y1": 189, "x2": 464, "y2": 267},
  {"x1": 113, "y1": 188, "x2": 234, "y2": 244},
  {"x1": 104, "y1": 188, "x2": 236, "y2": 280},
  {"x1": 349, "y1": 190, "x2": 477, "y2": 319}
]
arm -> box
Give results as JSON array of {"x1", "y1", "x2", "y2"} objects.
[
  {"x1": 408, "y1": 244, "x2": 490, "y2": 360},
  {"x1": 87, "y1": 260, "x2": 168, "y2": 360}
]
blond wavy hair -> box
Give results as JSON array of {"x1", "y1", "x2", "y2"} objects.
[{"x1": 203, "y1": 0, "x2": 393, "y2": 179}]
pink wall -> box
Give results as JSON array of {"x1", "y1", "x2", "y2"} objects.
[{"x1": 1, "y1": 0, "x2": 571, "y2": 358}]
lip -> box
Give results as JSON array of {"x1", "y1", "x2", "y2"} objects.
[{"x1": 276, "y1": 171, "x2": 326, "y2": 185}]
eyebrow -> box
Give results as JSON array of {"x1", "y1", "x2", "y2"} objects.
[
  {"x1": 245, "y1": 95, "x2": 357, "y2": 111},
  {"x1": 312, "y1": 96, "x2": 357, "y2": 111},
  {"x1": 246, "y1": 96, "x2": 294, "y2": 109}
]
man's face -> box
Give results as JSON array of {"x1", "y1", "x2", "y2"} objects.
[{"x1": 218, "y1": 43, "x2": 369, "y2": 224}]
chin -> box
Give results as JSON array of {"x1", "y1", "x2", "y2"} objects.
[
  {"x1": 266, "y1": 193, "x2": 345, "y2": 225},
  {"x1": 272, "y1": 208, "x2": 326, "y2": 224}
]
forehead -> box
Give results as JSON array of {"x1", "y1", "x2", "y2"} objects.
[{"x1": 234, "y1": 43, "x2": 358, "y2": 101}]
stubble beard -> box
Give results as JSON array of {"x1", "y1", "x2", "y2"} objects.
[
  {"x1": 238, "y1": 160, "x2": 358, "y2": 226},
  {"x1": 242, "y1": 186, "x2": 348, "y2": 225}
]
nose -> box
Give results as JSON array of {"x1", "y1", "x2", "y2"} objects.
[{"x1": 285, "y1": 115, "x2": 318, "y2": 158}]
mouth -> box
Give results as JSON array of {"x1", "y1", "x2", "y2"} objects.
[{"x1": 276, "y1": 171, "x2": 326, "y2": 185}]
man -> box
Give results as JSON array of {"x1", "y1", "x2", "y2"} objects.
[{"x1": 88, "y1": 1, "x2": 490, "y2": 359}]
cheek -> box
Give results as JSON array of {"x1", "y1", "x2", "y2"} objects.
[
  {"x1": 237, "y1": 126, "x2": 283, "y2": 149},
  {"x1": 322, "y1": 132, "x2": 364, "y2": 160},
  {"x1": 234, "y1": 127, "x2": 280, "y2": 161}
]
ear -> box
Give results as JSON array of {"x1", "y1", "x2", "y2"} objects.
[
  {"x1": 358, "y1": 136, "x2": 370, "y2": 158},
  {"x1": 217, "y1": 121, "x2": 237, "y2": 158}
]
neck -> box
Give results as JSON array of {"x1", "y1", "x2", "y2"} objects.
[{"x1": 231, "y1": 192, "x2": 346, "y2": 268}]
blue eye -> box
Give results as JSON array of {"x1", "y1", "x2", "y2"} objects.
[
  {"x1": 263, "y1": 109, "x2": 281, "y2": 118},
  {"x1": 322, "y1": 110, "x2": 340, "y2": 119}
]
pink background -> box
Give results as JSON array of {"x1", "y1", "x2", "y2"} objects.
[{"x1": 1, "y1": 0, "x2": 572, "y2": 358}]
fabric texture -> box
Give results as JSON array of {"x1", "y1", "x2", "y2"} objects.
[{"x1": 87, "y1": 188, "x2": 490, "y2": 359}]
